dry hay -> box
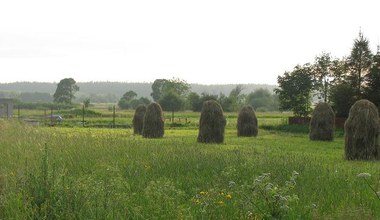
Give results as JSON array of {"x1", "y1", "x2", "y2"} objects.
[
  {"x1": 142, "y1": 102, "x2": 164, "y2": 138},
  {"x1": 237, "y1": 105, "x2": 258, "y2": 137},
  {"x1": 132, "y1": 105, "x2": 147, "y2": 135},
  {"x1": 309, "y1": 102, "x2": 335, "y2": 141},
  {"x1": 344, "y1": 99, "x2": 380, "y2": 160},
  {"x1": 197, "y1": 100, "x2": 226, "y2": 143}
]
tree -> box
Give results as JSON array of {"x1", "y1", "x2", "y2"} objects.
[
  {"x1": 311, "y1": 52, "x2": 336, "y2": 102},
  {"x1": 329, "y1": 82, "x2": 356, "y2": 117},
  {"x1": 152, "y1": 78, "x2": 190, "y2": 121},
  {"x1": 118, "y1": 90, "x2": 138, "y2": 109},
  {"x1": 347, "y1": 31, "x2": 373, "y2": 98},
  {"x1": 274, "y1": 64, "x2": 313, "y2": 117},
  {"x1": 130, "y1": 97, "x2": 151, "y2": 109},
  {"x1": 228, "y1": 85, "x2": 245, "y2": 111},
  {"x1": 53, "y1": 78, "x2": 79, "y2": 104},
  {"x1": 187, "y1": 92, "x2": 201, "y2": 112},
  {"x1": 159, "y1": 91, "x2": 184, "y2": 123},
  {"x1": 246, "y1": 88, "x2": 278, "y2": 112},
  {"x1": 83, "y1": 98, "x2": 90, "y2": 109},
  {"x1": 364, "y1": 47, "x2": 380, "y2": 108}
]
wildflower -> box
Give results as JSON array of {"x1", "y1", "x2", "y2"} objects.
[
  {"x1": 200, "y1": 191, "x2": 208, "y2": 196},
  {"x1": 357, "y1": 173, "x2": 371, "y2": 179},
  {"x1": 192, "y1": 198, "x2": 200, "y2": 204},
  {"x1": 225, "y1": 194, "x2": 232, "y2": 199},
  {"x1": 215, "y1": 200, "x2": 224, "y2": 205},
  {"x1": 228, "y1": 181, "x2": 236, "y2": 188}
]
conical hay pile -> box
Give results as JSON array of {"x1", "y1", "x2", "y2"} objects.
[
  {"x1": 142, "y1": 102, "x2": 164, "y2": 138},
  {"x1": 197, "y1": 100, "x2": 226, "y2": 143},
  {"x1": 309, "y1": 102, "x2": 335, "y2": 141},
  {"x1": 237, "y1": 105, "x2": 258, "y2": 137},
  {"x1": 133, "y1": 105, "x2": 147, "y2": 135},
  {"x1": 344, "y1": 99, "x2": 380, "y2": 160}
]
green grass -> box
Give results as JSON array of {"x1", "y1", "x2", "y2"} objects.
[{"x1": 0, "y1": 116, "x2": 379, "y2": 219}]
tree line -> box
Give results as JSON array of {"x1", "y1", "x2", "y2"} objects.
[
  {"x1": 118, "y1": 78, "x2": 279, "y2": 117},
  {"x1": 25, "y1": 77, "x2": 278, "y2": 114},
  {"x1": 275, "y1": 31, "x2": 380, "y2": 117}
]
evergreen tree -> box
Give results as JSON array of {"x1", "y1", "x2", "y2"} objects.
[{"x1": 347, "y1": 31, "x2": 373, "y2": 98}]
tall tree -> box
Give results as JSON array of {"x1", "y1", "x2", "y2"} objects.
[
  {"x1": 154, "y1": 78, "x2": 190, "y2": 121},
  {"x1": 150, "y1": 79, "x2": 168, "y2": 101},
  {"x1": 364, "y1": 46, "x2": 380, "y2": 107},
  {"x1": 275, "y1": 64, "x2": 313, "y2": 117},
  {"x1": 311, "y1": 52, "x2": 336, "y2": 102},
  {"x1": 53, "y1": 78, "x2": 79, "y2": 104},
  {"x1": 347, "y1": 31, "x2": 373, "y2": 98}
]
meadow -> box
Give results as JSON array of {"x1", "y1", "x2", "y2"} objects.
[{"x1": 1, "y1": 110, "x2": 380, "y2": 219}]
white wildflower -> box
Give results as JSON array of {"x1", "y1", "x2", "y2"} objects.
[{"x1": 357, "y1": 173, "x2": 371, "y2": 179}]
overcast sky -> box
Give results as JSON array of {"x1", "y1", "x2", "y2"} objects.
[{"x1": 1, "y1": 0, "x2": 380, "y2": 85}]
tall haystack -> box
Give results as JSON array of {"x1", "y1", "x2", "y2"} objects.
[
  {"x1": 197, "y1": 100, "x2": 226, "y2": 143},
  {"x1": 132, "y1": 105, "x2": 147, "y2": 135},
  {"x1": 344, "y1": 99, "x2": 380, "y2": 160},
  {"x1": 237, "y1": 105, "x2": 258, "y2": 137},
  {"x1": 142, "y1": 102, "x2": 164, "y2": 138},
  {"x1": 309, "y1": 102, "x2": 335, "y2": 141}
]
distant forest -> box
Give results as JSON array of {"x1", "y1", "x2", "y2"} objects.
[{"x1": 0, "y1": 82, "x2": 277, "y2": 103}]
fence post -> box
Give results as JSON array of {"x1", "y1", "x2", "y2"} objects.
[
  {"x1": 113, "y1": 105, "x2": 116, "y2": 128},
  {"x1": 82, "y1": 105, "x2": 85, "y2": 127}
]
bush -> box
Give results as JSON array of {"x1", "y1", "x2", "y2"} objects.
[
  {"x1": 133, "y1": 105, "x2": 146, "y2": 135},
  {"x1": 309, "y1": 102, "x2": 335, "y2": 141},
  {"x1": 197, "y1": 100, "x2": 226, "y2": 143},
  {"x1": 344, "y1": 99, "x2": 380, "y2": 160},
  {"x1": 237, "y1": 105, "x2": 258, "y2": 137},
  {"x1": 142, "y1": 103, "x2": 164, "y2": 138}
]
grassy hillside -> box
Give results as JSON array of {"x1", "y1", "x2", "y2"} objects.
[{"x1": 0, "y1": 115, "x2": 379, "y2": 219}]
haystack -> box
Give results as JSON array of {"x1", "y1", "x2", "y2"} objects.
[
  {"x1": 197, "y1": 100, "x2": 226, "y2": 143},
  {"x1": 309, "y1": 102, "x2": 335, "y2": 141},
  {"x1": 142, "y1": 102, "x2": 164, "y2": 138},
  {"x1": 344, "y1": 99, "x2": 380, "y2": 160},
  {"x1": 132, "y1": 105, "x2": 146, "y2": 135},
  {"x1": 237, "y1": 105, "x2": 258, "y2": 137}
]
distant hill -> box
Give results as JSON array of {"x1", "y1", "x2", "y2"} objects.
[{"x1": 0, "y1": 81, "x2": 277, "y2": 103}]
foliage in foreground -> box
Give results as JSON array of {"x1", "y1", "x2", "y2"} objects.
[{"x1": 0, "y1": 120, "x2": 380, "y2": 219}]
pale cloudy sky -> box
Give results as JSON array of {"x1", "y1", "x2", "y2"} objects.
[{"x1": 0, "y1": 0, "x2": 379, "y2": 85}]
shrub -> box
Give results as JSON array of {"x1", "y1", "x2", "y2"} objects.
[
  {"x1": 197, "y1": 100, "x2": 226, "y2": 143},
  {"x1": 237, "y1": 105, "x2": 258, "y2": 137},
  {"x1": 133, "y1": 105, "x2": 146, "y2": 135},
  {"x1": 142, "y1": 102, "x2": 164, "y2": 138},
  {"x1": 344, "y1": 99, "x2": 380, "y2": 160},
  {"x1": 309, "y1": 102, "x2": 335, "y2": 141}
]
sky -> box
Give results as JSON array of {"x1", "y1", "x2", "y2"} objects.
[{"x1": 1, "y1": 0, "x2": 380, "y2": 85}]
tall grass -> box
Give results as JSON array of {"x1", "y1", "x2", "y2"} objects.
[{"x1": 0, "y1": 119, "x2": 379, "y2": 219}]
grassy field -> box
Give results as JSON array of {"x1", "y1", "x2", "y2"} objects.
[{"x1": 1, "y1": 111, "x2": 380, "y2": 219}]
